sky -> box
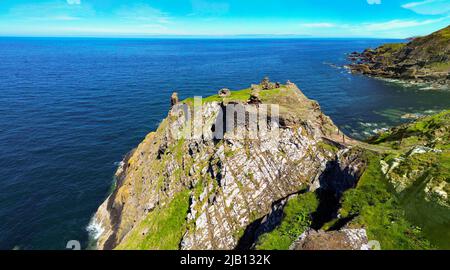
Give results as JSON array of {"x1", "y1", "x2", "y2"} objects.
[{"x1": 0, "y1": 0, "x2": 449, "y2": 38}]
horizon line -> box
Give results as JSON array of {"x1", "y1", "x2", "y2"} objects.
[{"x1": 0, "y1": 34, "x2": 408, "y2": 40}]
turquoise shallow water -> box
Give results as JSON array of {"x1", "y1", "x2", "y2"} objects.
[{"x1": 0, "y1": 37, "x2": 449, "y2": 249}]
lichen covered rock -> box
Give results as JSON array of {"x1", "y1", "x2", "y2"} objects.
[
  {"x1": 91, "y1": 83, "x2": 356, "y2": 250},
  {"x1": 90, "y1": 82, "x2": 450, "y2": 250}
]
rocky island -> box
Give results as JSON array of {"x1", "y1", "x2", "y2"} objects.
[
  {"x1": 348, "y1": 25, "x2": 450, "y2": 88},
  {"x1": 90, "y1": 78, "x2": 449, "y2": 250}
]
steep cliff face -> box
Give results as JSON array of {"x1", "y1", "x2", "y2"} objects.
[
  {"x1": 90, "y1": 81, "x2": 449, "y2": 250},
  {"x1": 348, "y1": 25, "x2": 450, "y2": 87},
  {"x1": 252, "y1": 109, "x2": 450, "y2": 250},
  {"x1": 91, "y1": 82, "x2": 367, "y2": 250}
]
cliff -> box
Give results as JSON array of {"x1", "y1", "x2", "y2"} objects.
[
  {"x1": 90, "y1": 80, "x2": 450, "y2": 250},
  {"x1": 348, "y1": 25, "x2": 450, "y2": 88}
]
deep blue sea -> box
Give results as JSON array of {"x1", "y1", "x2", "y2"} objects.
[{"x1": 0, "y1": 37, "x2": 449, "y2": 250}]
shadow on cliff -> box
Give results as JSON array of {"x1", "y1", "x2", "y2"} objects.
[
  {"x1": 235, "y1": 151, "x2": 367, "y2": 250},
  {"x1": 102, "y1": 150, "x2": 136, "y2": 250}
]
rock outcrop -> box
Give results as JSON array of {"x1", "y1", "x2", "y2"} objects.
[
  {"x1": 348, "y1": 25, "x2": 450, "y2": 88},
  {"x1": 90, "y1": 82, "x2": 367, "y2": 250},
  {"x1": 90, "y1": 81, "x2": 450, "y2": 250},
  {"x1": 170, "y1": 92, "x2": 179, "y2": 107},
  {"x1": 290, "y1": 228, "x2": 369, "y2": 250}
]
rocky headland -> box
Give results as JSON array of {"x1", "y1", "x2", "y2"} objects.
[
  {"x1": 348, "y1": 25, "x2": 450, "y2": 89},
  {"x1": 90, "y1": 78, "x2": 450, "y2": 250}
]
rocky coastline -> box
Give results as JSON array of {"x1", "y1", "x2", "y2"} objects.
[
  {"x1": 90, "y1": 77, "x2": 450, "y2": 250},
  {"x1": 347, "y1": 25, "x2": 450, "y2": 89}
]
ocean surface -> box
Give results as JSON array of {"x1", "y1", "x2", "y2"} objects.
[{"x1": 0, "y1": 37, "x2": 449, "y2": 250}]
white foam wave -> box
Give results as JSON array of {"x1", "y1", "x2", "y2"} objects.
[{"x1": 86, "y1": 217, "x2": 104, "y2": 240}]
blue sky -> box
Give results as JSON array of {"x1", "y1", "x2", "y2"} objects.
[{"x1": 0, "y1": 0, "x2": 449, "y2": 37}]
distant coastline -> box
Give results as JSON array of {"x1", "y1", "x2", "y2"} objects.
[{"x1": 347, "y1": 25, "x2": 450, "y2": 89}]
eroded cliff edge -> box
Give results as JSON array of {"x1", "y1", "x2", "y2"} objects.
[{"x1": 90, "y1": 80, "x2": 450, "y2": 250}]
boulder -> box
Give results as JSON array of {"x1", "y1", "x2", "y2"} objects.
[
  {"x1": 351, "y1": 64, "x2": 372, "y2": 74},
  {"x1": 291, "y1": 228, "x2": 369, "y2": 250}
]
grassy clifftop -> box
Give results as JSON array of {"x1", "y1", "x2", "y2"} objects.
[
  {"x1": 387, "y1": 25, "x2": 450, "y2": 68},
  {"x1": 369, "y1": 110, "x2": 450, "y2": 149},
  {"x1": 364, "y1": 110, "x2": 450, "y2": 249},
  {"x1": 349, "y1": 25, "x2": 450, "y2": 86}
]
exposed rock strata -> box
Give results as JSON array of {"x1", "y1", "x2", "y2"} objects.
[
  {"x1": 91, "y1": 80, "x2": 450, "y2": 250},
  {"x1": 91, "y1": 83, "x2": 365, "y2": 250}
]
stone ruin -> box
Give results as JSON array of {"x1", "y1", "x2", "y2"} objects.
[
  {"x1": 218, "y1": 88, "x2": 231, "y2": 97},
  {"x1": 260, "y1": 76, "x2": 281, "y2": 90},
  {"x1": 170, "y1": 92, "x2": 179, "y2": 107},
  {"x1": 286, "y1": 80, "x2": 295, "y2": 87},
  {"x1": 248, "y1": 87, "x2": 261, "y2": 105}
]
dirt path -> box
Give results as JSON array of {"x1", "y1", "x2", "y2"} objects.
[{"x1": 324, "y1": 132, "x2": 396, "y2": 154}]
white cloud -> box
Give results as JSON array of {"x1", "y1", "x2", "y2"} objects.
[
  {"x1": 5, "y1": 1, "x2": 94, "y2": 21},
  {"x1": 367, "y1": 0, "x2": 381, "y2": 5},
  {"x1": 291, "y1": 17, "x2": 448, "y2": 38},
  {"x1": 363, "y1": 17, "x2": 446, "y2": 31},
  {"x1": 402, "y1": 0, "x2": 450, "y2": 15},
  {"x1": 67, "y1": 0, "x2": 81, "y2": 5},
  {"x1": 299, "y1": 23, "x2": 336, "y2": 28},
  {"x1": 297, "y1": 17, "x2": 446, "y2": 32},
  {"x1": 403, "y1": 0, "x2": 434, "y2": 8},
  {"x1": 52, "y1": 15, "x2": 80, "y2": 21}
]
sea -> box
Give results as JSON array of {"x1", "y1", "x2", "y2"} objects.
[{"x1": 0, "y1": 37, "x2": 449, "y2": 249}]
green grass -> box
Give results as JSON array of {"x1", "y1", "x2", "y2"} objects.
[
  {"x1": 362, "y1": 109, "x2": 450, "y2": 249},
  {"x1": 254, "y1": 148, "x2": 445, "y2": 250},
  {"x1": 369, "y1": 110, "x2": 450, "y2": 149},
  {"x1": 435, "y1": 25, "x2": 450, "y2": 41},
  {"x1": 182, "y1": 85, "x2": 296, "y2": 106},
  {"x1": 396, "y1": 150, "x2": 450, "y2": 249},
  {"x1": 183, "y1": 88, "x2": 252, "y2": 105},
  {"x1": 224, "y1": 147, "x2": 237, "y2": 158},
  {"x1": 173, "y1": 137, "x2": 185, "y2": 164},
  {"x1": 317, "y1": 141, "x2": 339, "y2": 153},
  {"x1": 427, "y1": 61, "x2": 450, "y2": 72},
  {"x1": 248, "y1": 107, "x2": 448, "y2": 250},
  {"x1": 374, "y1": 43, "x2": 406, "y2": 61},
  {"x1": 378, "y1": 43, "x2": 406, "y2": 53},
  {"x1": 255, "y1": 192, "x2": 319, "y2": 250},
  {"x1": 339, "y1": 152, "x2": 433, "y2": 250},
  {"x1": 116, "y1": 190, "x2": 190, "y2": 250}
]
